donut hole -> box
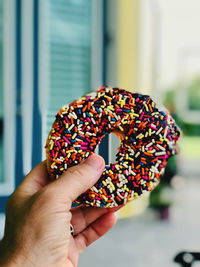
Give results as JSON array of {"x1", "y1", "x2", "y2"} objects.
[
  {"x1": 96, "y1": 123, "x2": 133, "y2": 164},
  {"x1": 109, "y1": 124, "x2": 136, "y2": 163},
  {"x1": 96, "y1": 131, "x2": 124, "y2": 164},
  {"x1": 109, "y1": 132, "x2": 121, "y2": 164}
]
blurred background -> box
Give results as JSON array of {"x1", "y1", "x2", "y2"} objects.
[{"x1": 0, "y1": 0, "x2": 200, "y2": 266}]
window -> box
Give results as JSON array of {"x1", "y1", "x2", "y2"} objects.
[
  {"x1": 0, "y1": 0, "x2": 104, "y2": 200},
  {"x1": 39, "y1": 0, "x2": 94, "y2": 145},
  {"x1": 0, "y1": 0, "x2": 3, "y2": 183}
]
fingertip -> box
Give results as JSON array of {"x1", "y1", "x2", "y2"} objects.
[
  {"x1": 107, "y1": 211, "x2": 118, "y2": 226},
  {"x1": 98, "y1": 211, "x2": 117, "y2": 231}
]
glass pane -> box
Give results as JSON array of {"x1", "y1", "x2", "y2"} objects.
[
  {"x1": 0, "y1": 0, "x2": 3, "y2": 183},
  {"x1": 46, "y1": 0, "x2": 92, "y2": 133}
]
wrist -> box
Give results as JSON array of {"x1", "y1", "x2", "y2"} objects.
[
  {"x1": 0, "y1": 238, "x2": 32, "y2": 267},
  {"x1": 0, "y1": 238, "x2": 16, "y2": 267},
  {"x1": 0, "y1": 239, "x2": 12, "y2": 266}
]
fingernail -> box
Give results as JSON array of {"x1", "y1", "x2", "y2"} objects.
[{"x1": 85, "y1": 154, "x2": 105, "y2": 170}]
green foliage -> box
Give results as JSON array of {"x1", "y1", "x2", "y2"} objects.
[
  {"x1": 163, "y1": 76, "x2": 200, "y2": 136},
  {"x1": 188, "y1": 77, "x2": 200, "y2": 110},
  {"x1": 164, "y1": 76, "x2": 200, "y2": 111}
]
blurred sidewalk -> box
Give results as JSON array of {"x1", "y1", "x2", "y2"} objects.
[{"x1": 79, "y1": 175, "x2": 200, "y2": 267}]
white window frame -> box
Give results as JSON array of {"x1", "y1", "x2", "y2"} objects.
[
  {"x1": 91, "y1": 0, "x2": 104, "y2": 155},
  {"x1": 91, "y1": 0, "x2": 104, "y2": 90},
  {"x1": 38, "y1": 0, "x2": 50, "y2": 160},
  {"x1": 21, "y1": 0, "x2": 34, "y2": 175},
  {"x1": 0, "y1": 212, "x2": 5, "y2": 238},
  {"x1": 0, "y1": 0, "x2": 16, "y2": 195}
]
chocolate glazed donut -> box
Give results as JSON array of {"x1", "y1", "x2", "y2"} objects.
[{"x1": 46, "y1": 87, "x2": 180, "y2": 207}]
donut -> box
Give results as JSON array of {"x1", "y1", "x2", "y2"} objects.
[{"x1": 46, "y1": 86, "x2": 180, "y2": 207}]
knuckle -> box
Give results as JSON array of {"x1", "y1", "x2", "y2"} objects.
[
  {"x1": 34, "y1": 188, "x2": 54, "y2": 209},
  {"x1": 70, "y1": 168, "x2": 89, "y2": 191},
  {"x1": 35, "y1": 187, "x2": 72, "y2": 209},
  {"x1": 71, "y1": 167, "x2": 86, "y2": 180},
  {"x1": 67, "y1": 166, "x2": 89, "y2": 187},
  {"x1": 39, "y1": 187, "x2": 54, "y2": 202}
]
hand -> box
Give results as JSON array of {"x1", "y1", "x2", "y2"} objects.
[{"x1": 0, "y1": 155, "x2": 117, "y2": 267}]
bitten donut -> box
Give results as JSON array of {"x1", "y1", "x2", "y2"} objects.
[{"x1": 46, "y1": 87, "x2": 180, "y2": 207}]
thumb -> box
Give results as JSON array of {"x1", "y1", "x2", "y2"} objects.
[{"x1": 46, "y1": 154, "x2": 105, "y2": 203}]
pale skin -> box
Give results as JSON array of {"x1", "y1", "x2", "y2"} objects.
[{"x1": 0, "y1": 154, "x2": 118, "y2": 267}]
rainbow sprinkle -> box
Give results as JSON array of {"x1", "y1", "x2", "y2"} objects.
[{"x1": 46, "y1": 86, "x2": 180, "y2": 207}]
